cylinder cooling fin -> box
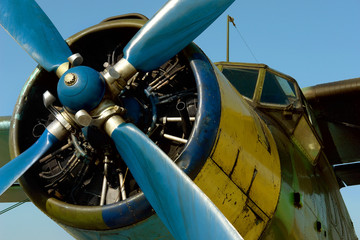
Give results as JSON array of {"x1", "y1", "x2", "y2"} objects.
[{"x1": 10, "y1": 16, "x2": 221, "y2": 230}]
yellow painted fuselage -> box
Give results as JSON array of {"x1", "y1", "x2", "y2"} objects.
[
  {"x1": 194, "y1": 62, "x2": 357, "y2": 239},
  {"x1": 194, "y1": 65, "x2": 281, "y2": 239}
]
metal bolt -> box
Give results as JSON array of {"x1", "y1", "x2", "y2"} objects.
[
  {"x1": 68, "y1": 53, "x2": 83, "y2": 67},
  {"x1": 64, "y1": 73, "x2": 78, "y2": 86},
  {"x1": 75, "y1": 109, "x2": 92, "y2": 127},
  {"x1": 43, "y1": 91, "x2": 56, "y2": 108}
]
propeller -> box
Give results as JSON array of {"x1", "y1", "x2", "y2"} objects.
[
  {"x1": 123, "y1": 0, "x2": 235, "y2": 72},
  {"x1": 0, "y1": 0, "x2": 76, "y2": 197},
  {"x1": 105, "y1": 116, "x2": 243, "y2": 240},
  {"x1": 0, "y1": 120, "x2": 67, "y2": 195},
  {"x1": 0, "y1": 0, "x2": 242, "y2": 239},
  {"x1": 102, "y1": 0, "x2": 235, "y2": 90},
  {"x1": 0, "y1": 0, "x2": 72, "y2": 73}
]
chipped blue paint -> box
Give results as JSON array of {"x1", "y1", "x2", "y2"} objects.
[{"x1": 179, "y1": 45, "x2": 221, "y2": 178}]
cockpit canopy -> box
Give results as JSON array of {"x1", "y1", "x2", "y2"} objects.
[
  {"x1": 216, "y1": 62, "x2": 360, "y2": 188},
  {"x1": 216, "y1": 62, "x2": 322, "y2": 167},
  {"x1": 216, "y1": 62, "x2": 300, "y2": 108}
]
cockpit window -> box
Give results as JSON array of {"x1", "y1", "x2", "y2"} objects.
[
  {"x1": 260, "y1": 72, "x2": 297, "y2": 106},
  {"x1": 222, "y1": 68, "x2": 258, "y2": 99}
]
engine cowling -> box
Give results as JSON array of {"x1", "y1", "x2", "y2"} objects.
[{"x1": 10, "y1": 14, "x2": 221, "y2": 232}]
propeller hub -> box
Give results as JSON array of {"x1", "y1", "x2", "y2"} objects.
[
  {"x1": 64, "y1": 73, "x2": 78, "y2": 86},
  {"x1": 57, "y1": 66, "x2": 105, "y2": 113}
]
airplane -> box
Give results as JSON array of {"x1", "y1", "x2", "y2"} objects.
[{"x1": 0, "y1": 0, "x2": 358, "y2": 239}]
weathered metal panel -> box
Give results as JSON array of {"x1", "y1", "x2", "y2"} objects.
[{"x1": 193, "y1": 66, "x2": 281, "y2": 239}]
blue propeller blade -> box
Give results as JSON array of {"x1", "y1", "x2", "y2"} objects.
[
  {"x1": 0, "y1": 127, "x2": 59, "y2": 196},
  {"x1": 110, "y1": 121, "x2": 243, "y2": 240},
  {"x1": 123, "y1": 0, "x2": 235, "y2": 72},
  {"x1": 0, "y1": 0, "x2": 72, "y2": 72}
]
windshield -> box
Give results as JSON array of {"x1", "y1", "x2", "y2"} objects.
[
  {"x1": 260, "y1": 72, "x2": 297, "y2": 106},
  {"x1": 222, "y1": 68, "x2": 259, "y2": 99}
]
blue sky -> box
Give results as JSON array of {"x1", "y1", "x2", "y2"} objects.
[{"x1": 0, "y1": 0, "x2": 359, "y2": 239}]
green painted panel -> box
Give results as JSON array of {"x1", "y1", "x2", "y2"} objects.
[{"x1": 0, "y1": 116, "x2": 11, "y2": 167}]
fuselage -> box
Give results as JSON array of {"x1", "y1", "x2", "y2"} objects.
[{"x1": 7, "y1": 15, "x2": 356, "y2": 240}]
